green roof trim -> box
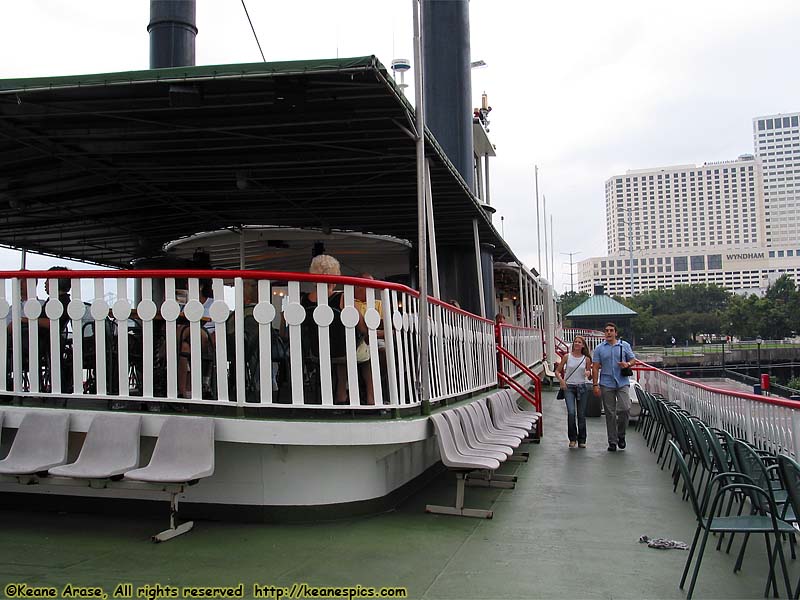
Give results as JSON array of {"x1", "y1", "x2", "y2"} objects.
[
  {"x1": 0, "y1": 56, "x2": 382, "y2": 94},
  {"x1": 566, "y1": 294, "x2": 637, "y2": 318}
]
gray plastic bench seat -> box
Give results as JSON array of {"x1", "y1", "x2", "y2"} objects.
[
  {"x1": 428, "y1": 413, "x2": 499, "y2": 471},
  {"x1": 473, "y1": 400, "x2": 527, "y2": 439},
  {"x1": 463, "y1": 404, "x2": 522, "y2": 447},
  {"x1": 494, "y1": 390, "x2": 539, "y2": 424},
  {"x1": 456, "y1": 405, "x2": 529, "y2": 463},
  {"x1": 479, "y1": 398, "x2": 530, "y2": 436},
  {"x1": 499, "y1": 389, "x2": 542, "y2": 421},
  {"x1": 124, "y1": 416, "x2": 215, "y2": 542},
  {"x1": 442, "y1": 410, "x2": 514, "y2": 462},
  {"x1": 49, "y1": 414, "x2": 141, "y2": 481},
  {"x1": 0, "y1": 411, "x2": 69, "y2": 476},
  {"x1": 487, "y1": 395, "x2": 536, "y2": 433},
  {"x1": 125, "y1": 416, "x2": 214, "y2": 484},
  {"x1": 426, "y1": 411, "x2": 505, "y2": 519}
]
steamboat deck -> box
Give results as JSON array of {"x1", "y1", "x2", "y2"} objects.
[{"x1": 0, "y1": 388, "x2": 787, "y2": 599}]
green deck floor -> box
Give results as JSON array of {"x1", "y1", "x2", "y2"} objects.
[{"x1": 1, "y1": 390, "x2": 796, "y2": 599}]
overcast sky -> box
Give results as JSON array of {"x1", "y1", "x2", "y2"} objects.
[{"x1": 2, "y1": 0, "x2": 800, "y2": 293}]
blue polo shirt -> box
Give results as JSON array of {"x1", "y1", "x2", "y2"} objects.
[{"x1": 592, "y1": 339, "x2": 635, "y2": 388}]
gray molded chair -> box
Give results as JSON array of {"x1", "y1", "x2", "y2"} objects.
[
  {"x1": 453, "y1": 405, "x2": 523, "y2": 479},
  {"x1": 442, "y1": 410, "x2": 508, "y2": 462},
  {"x1": 487, "y1": 395, "x2": 535, "y2": 433},
  {"x1": 465, "y1": 403, "x2": 524, "y2": 446},
  {"x1": 425, "y1": 412, "x2": 500, "y2": 519},
  {"x1": 455, "y1": 405, "x2": 521, "y2": 450},
  {"x1": 474, "y1": 400, "x2": 527, "y2": 438},
  {"x1": 124, "y1": 416, "x2": 215, "y2": 542},
  {"x1": 0, "y1": 411, "x2": 69, "y2": 476},
  {"x1": 669, "y1": 440, "x2": 793, "y2": 600},
  {"x1": 49, "y1": 413, "x2": 141, "y2": 481},
  {"x1": 498, "y1": 388, "x2": 542, "y2": 421}
]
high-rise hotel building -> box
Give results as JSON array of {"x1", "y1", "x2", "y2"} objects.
[
  {"x1": 577, "y1": 111, "x2": 800, "y2": 296},
  {"x1": 756, "y1": 112, "x2": 800, "y2": 246}
]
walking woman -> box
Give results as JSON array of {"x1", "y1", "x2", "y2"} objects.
[{"x1": 556, "y1": 336, "x2": 592, "y2": 448}]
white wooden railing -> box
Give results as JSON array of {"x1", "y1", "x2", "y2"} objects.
[
  {"x1": 637, "y1": 365, "x2": 800, "y2": 458},
  {"x1": 0, "y1": 270, "x2": 499, "y2": 411},
  {"x1": 562, "y1": 328, "x2": 605, "y2": 352},
  {"x1": 498, "y1": 323, "x2": 544, "y2": 378}
]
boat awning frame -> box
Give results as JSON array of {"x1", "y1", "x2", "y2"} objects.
[{"x1": 0, "y1": 55, "x2": 526, "y2": 271}]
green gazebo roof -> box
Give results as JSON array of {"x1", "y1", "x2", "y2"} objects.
[{"x1": 566, "y1": 295, "x2": 637, "y2": 318}]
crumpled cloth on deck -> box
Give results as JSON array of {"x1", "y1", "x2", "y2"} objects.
[{"x1": 638, "y1": 535, "x2": 689, "y2": 550}]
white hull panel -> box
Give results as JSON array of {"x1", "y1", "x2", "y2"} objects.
[{"x1": 0, "y1": 406, "x2": 440, "y2": 508}]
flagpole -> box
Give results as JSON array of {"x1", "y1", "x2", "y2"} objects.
[{"x1": 535, "y1": 165, "x2": 541, "y2": 276}]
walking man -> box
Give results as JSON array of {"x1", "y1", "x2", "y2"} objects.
[{"x1": 592, "y1": 322, "x2": 637, "y2": 452}]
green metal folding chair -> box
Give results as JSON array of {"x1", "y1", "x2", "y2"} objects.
[{"x1": 668, "y1": 440, "x2": 793, "y2": 600}]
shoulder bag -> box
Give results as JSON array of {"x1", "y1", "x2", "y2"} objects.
[{"x1": 620, "y1": 344, "x2": 633, "y2": 377}]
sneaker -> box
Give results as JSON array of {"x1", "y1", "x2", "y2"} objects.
[
  {"x1": 578, "y1": 442, "x2": 586, "y2": 448},
  {"x1": 569, "y1": 441, "x2": 577, "y2": 448},
  {"x1": 607, "y1": 444, "x2": 617, "y2": 452},
  {"x1": 618, "y1": 437, "x2": 626, "y2": 450}
]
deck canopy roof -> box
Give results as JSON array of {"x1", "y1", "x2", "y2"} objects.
[{"x1": 0, "y1": 55, "x2": 523, "y2": 270}]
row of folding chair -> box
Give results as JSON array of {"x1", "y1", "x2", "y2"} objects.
[{"x1": 637, "y1": 387, "x2": 800, "y2": 599}]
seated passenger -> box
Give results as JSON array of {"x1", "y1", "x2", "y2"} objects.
[
  {"x1": 302, "y1": 255, "x2": 374, "y2": 405},
  {"x1": 177, "y1": 280, "x2": 215, "y2": 399},
  {"x1": 354, "y1": 271, "x2": 389, "y2": 372},
  {"x1": 6, "y1": 267, "x2": 72, "y2": 392},
  {"x1": 225, "y1": 279, "x2": 281, "y2": 395},
  {"x1": 354, "y1": 272, "x2": 384, "y2": 344}
]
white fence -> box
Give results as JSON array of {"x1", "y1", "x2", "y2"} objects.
[
  {"x1": 562, "y1": 328, "x2": 605, "y2": 352},
  {"x1": 499, "y1": 324, "x2": 544, "y2": 378},
  {"x1": 0, "y1": 270, "x2": 498, "y2": 411},
  {"x1": 638, "y1": 366, "x2": 800, "y2": 458}
]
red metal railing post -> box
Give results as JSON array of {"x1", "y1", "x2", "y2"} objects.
[{"x1": 496, "y1": 345, "x2": 543, "y2": 437}]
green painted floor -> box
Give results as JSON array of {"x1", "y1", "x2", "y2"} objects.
[{"x1": 1, "y1": 390, "x2": 797, "y2": 599}]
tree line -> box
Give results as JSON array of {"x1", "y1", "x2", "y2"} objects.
[{"x1": 560, "y1": 275, "x2": 800, "y2": 345}]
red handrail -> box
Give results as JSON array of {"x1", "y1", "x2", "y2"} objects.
[
  {"x1": 0, "y1": 268, "x2": 494, "y2": 324},
  {"x1": 635, "y1": 363, "x2": 800, "y2": 409},
  {"x1": 497, "y1": 345, "x2": 543, "y2": 437}
]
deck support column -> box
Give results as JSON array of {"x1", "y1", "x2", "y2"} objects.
[
  {"x1": 472, "y1": 219, "x2": 486, "y2": 318},
  {"x1": 413, "y1": 0, "x2": 430, "y2": 412},
  {"x1": 543, "y1": 281, "x2": 557, "y2": 369}
]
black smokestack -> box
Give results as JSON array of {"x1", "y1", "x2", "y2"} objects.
[
  {"x1": 421, "y1": 0, "x2": 474, "y2": 191},
  {"x1": 148, "y1": 0, "x2": 198, "y2": 69}
]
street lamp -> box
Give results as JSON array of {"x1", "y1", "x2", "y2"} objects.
[
  {"x1": 756, "y1": 336, "x2": 763, "y2": 377},
  {"x1": 720, "y1": 336, "x2": 726, "y2": 377}
]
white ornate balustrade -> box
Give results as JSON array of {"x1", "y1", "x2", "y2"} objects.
[{"x1": 0, "y1": 270, "x2": 499, "y2": 411}]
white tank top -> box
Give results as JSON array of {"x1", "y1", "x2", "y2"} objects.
[{"x1": 564, "y1": 354, "x2": 588, "y2": 385}]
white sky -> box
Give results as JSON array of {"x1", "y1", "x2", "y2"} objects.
[{"x1": 2, "y1": 0, "x2": 799, "y2": 293}]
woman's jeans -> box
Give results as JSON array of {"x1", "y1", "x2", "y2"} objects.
[{"x1": 565, "y1": 384, "x2": 588, "y2": 443}]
